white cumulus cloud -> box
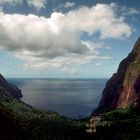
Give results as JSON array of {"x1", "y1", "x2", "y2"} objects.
[
  {"x1": 27, "y1": 0, "x2": 47, "y2": 10},
  {"x1": 64, "y1": 2, "x2": 75, "y2": 8},
  {"x1": 0, "y1": 3, "x2": 133, "y2": 71},
  {"x1": 121, "y1": 6, "x2": 139, "y2": 16},
  {"x1": 0, "y1": 0, "x2": 47, "y2": 10}
]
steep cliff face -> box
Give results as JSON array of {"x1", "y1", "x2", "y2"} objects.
[
  {"x1": 93, "y1": 37, "x2": 140, "y2": 114},
  {"x1": 0, "y1": 74, "x2": 22, "y2": 98}
]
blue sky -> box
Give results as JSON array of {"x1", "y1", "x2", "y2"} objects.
[{"x1": 0, "y1": 0, "x2": 140, "y2": 78}]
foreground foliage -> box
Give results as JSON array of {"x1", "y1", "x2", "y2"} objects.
[
  {"x1": 1, "y1": 90, "x2": 140, "y2": 140},
  {"x1": 93, "y1": 106, "x2": 140, "y2": 140},
  {"x1": 0, "y1": 90, "x2": 89, "y2": 140}
]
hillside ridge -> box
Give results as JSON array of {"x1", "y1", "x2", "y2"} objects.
[{"x1": 93, "y1": 37, "x2": 140, "y2": 114}]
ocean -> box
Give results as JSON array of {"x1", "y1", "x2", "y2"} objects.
[{"x1": 8, "y1": 78, "x2": 107, "y2": 118}]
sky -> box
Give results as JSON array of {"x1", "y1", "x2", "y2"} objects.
[{"x1": 0, "y1": 0, "x2": 140, "y2": 78}]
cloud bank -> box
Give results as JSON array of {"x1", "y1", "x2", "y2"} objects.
[{"x1": 0, "y1": 3, "x2": 133, "y2": 71}]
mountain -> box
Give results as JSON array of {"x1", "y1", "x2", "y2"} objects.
[
  {"x1": 93, "y1": 37, "x2": 140, "y2": 114},
  {"x1": 0, "y1": 74, "x2": 22, "y2": 98}
]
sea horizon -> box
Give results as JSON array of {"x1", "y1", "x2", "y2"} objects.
[
  {"x1": 7, "y1": 77, "x2": 109, "y2": 80},
  {"x1": 8, "y1": 78, "x2": 108, "y2": 118}
]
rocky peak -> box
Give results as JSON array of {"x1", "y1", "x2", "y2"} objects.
[{"x1": 93, "y1": 37, "x2": 140, "y2": 114}]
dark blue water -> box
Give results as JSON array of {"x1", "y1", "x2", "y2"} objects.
[{"x1": 8, "y1": 78, "x2": 107, "y2": 118}]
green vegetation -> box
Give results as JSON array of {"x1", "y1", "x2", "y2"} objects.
[
  {"x1": 1, "y1": 90, "x2": 140, "y2": 140},
  {"x1": 102, "y1": 105, "x2": 136, "y2": 121},
  {"x1": 93, "y1": 106, "x2": 140, "y2": 140},
  {"x1": 0, "y1": 91, "x2": 90, "y2": 140}
]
